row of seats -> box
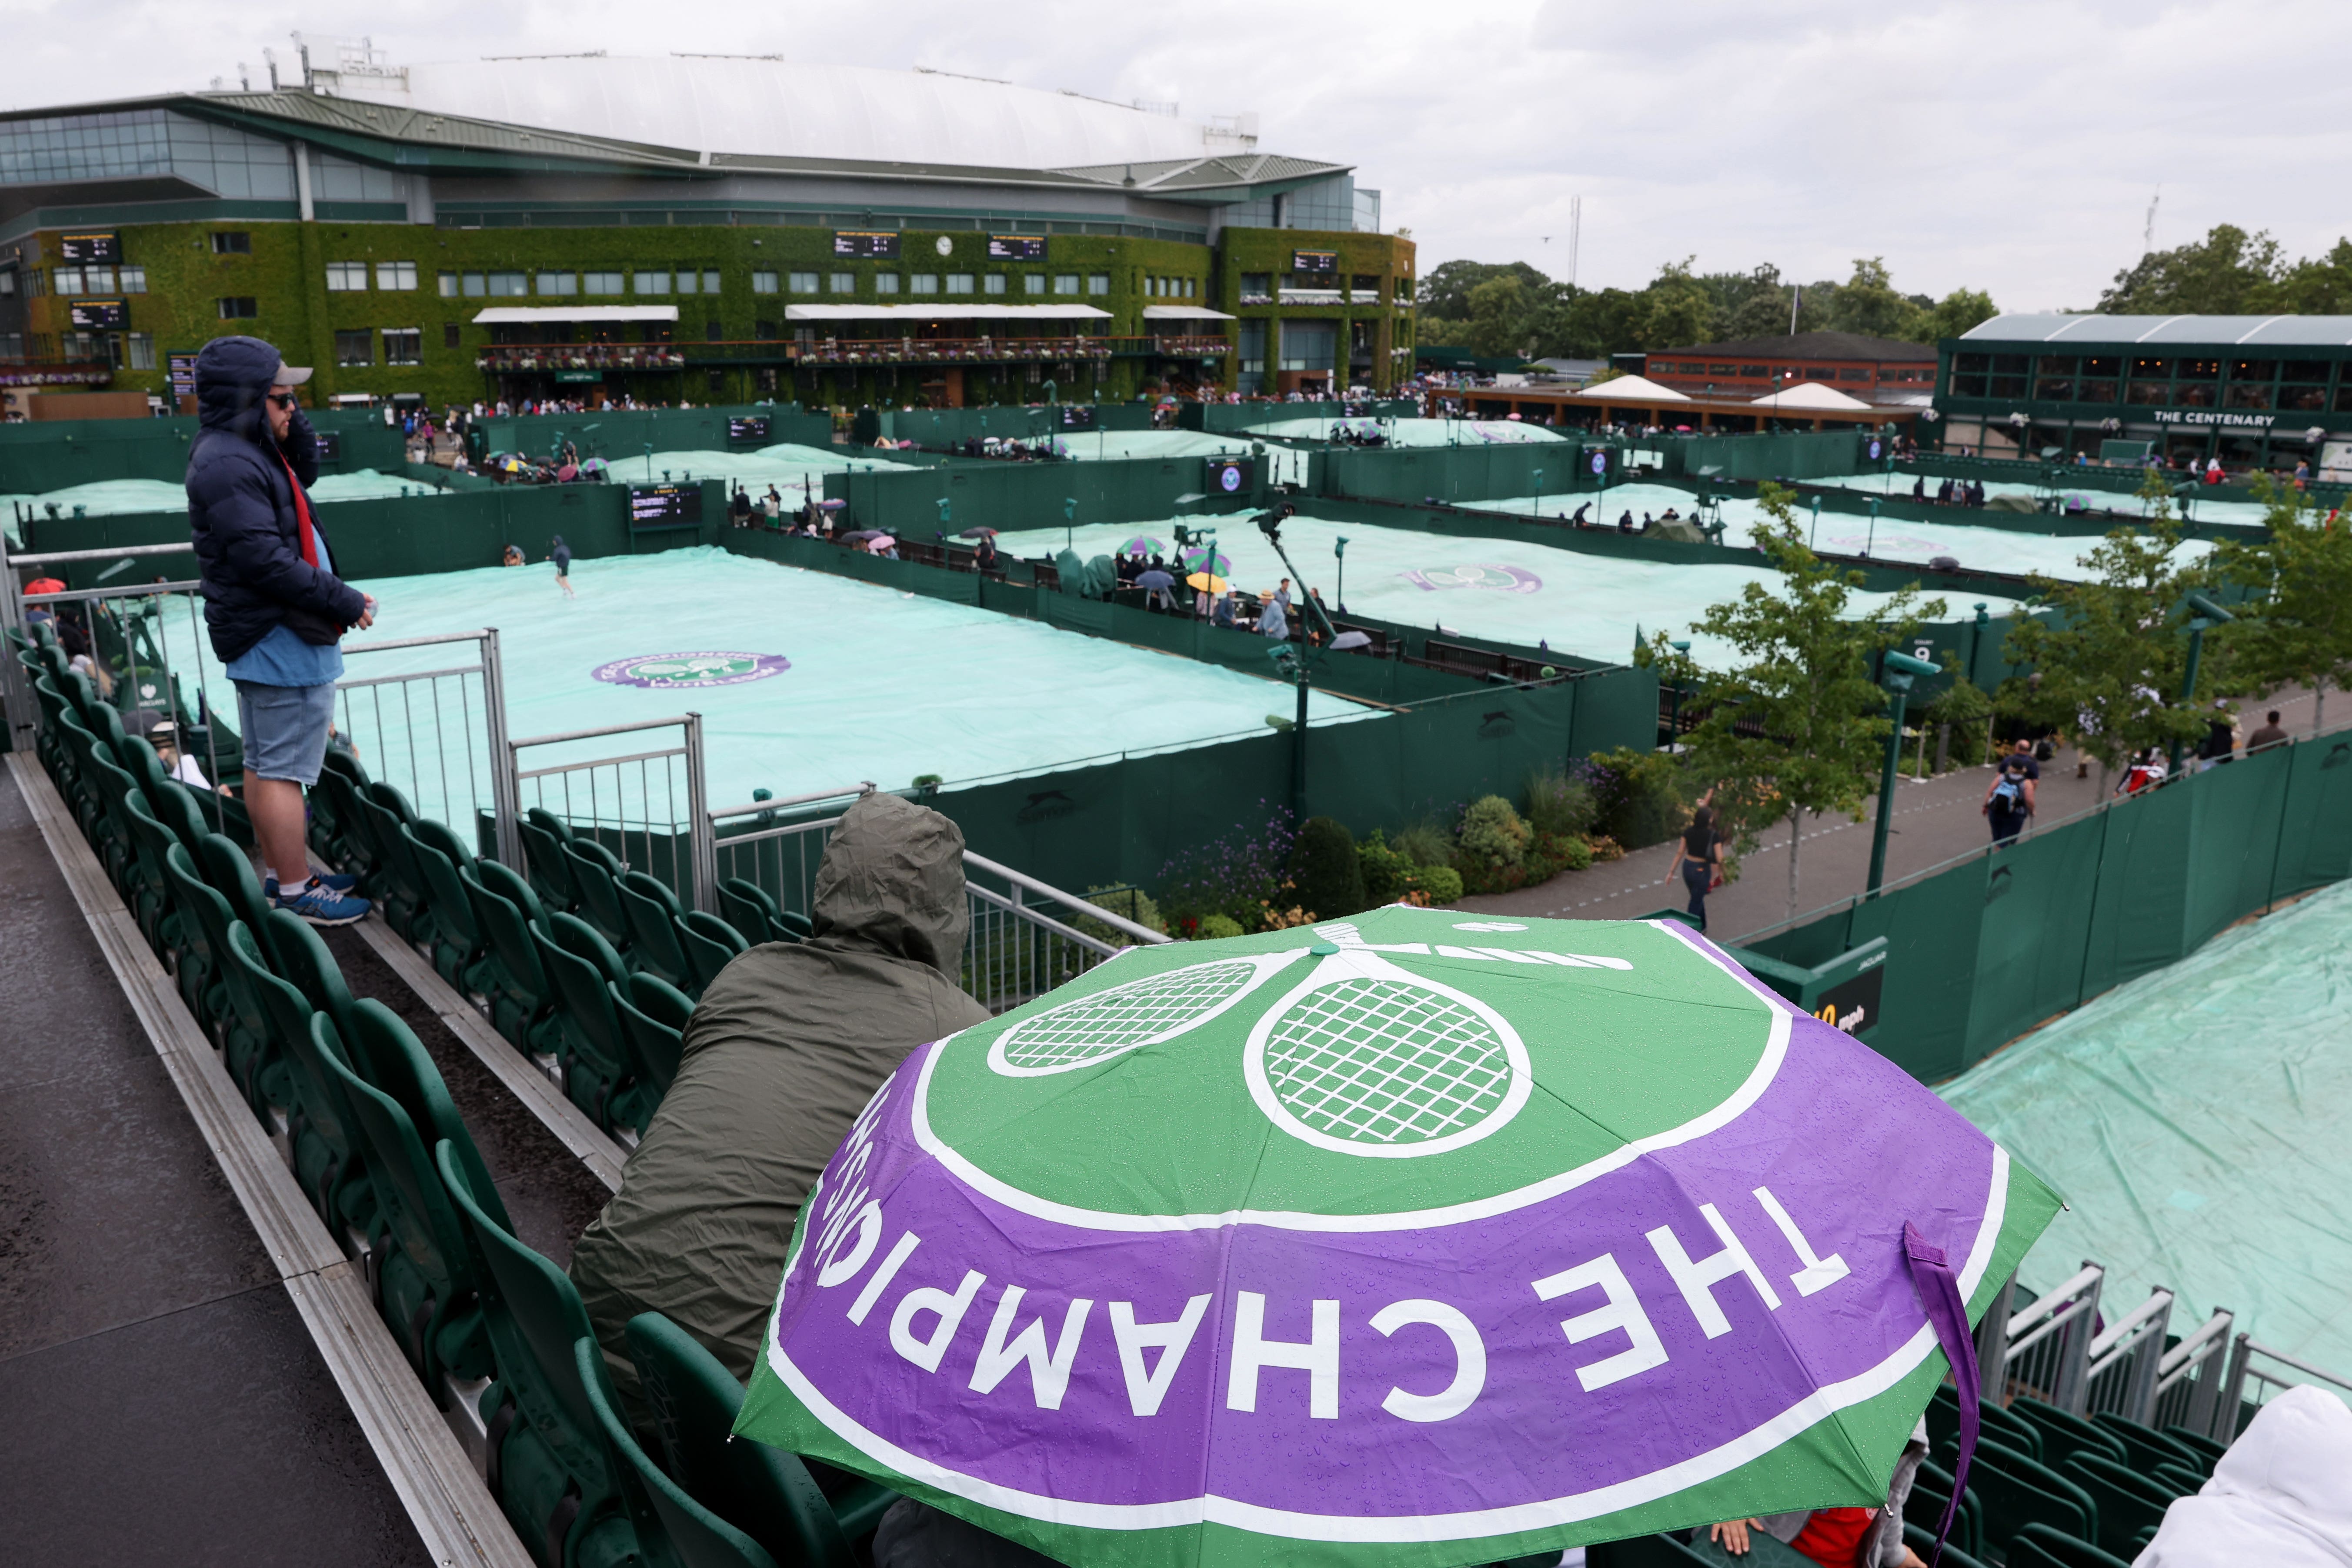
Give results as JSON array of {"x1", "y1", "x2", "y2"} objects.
[{"x1": 12, "y1": 618, "x2": 896, "y2": 1568}]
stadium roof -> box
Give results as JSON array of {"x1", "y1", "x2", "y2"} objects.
[
  {"x1": 1961, "y1": 314, "x2": 2352, "y2": 346},
  {"x1": 1648, "y1": 330, "x2": 1935, "y2": 361}
]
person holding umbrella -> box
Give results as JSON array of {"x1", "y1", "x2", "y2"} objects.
[{"x1": 1134, "y1": 562, "x2": 1177, "y2": 611}]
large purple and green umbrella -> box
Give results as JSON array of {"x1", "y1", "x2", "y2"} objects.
[{"x1": 737, "y1": 908, "x2": 2059, "y2": 1568}]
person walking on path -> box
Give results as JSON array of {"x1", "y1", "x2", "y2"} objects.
[
  {"x1": 1668, "y1": 804, "x2": 1724, "y2": 931},
  {"x1": 2248, "y1": 709, "x2": 2289, "y2": 752},
  {"x1": 1983, "y1": 737, "x2": 2039, "y2": 847},
  {"x1": 548, "y1": 534, "x2": 575, "y2": 598},
  {"x1": 187, "y1": 335, "x2": 373, "y2": 926}
]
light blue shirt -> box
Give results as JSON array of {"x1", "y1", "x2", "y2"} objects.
[{"x1": 225, "y1": 519, "x2": 347, "y2": 687}]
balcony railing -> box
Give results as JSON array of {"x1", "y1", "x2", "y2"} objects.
[{"x1": 475, "y1": 344, "x2": 687, "y2": 372}]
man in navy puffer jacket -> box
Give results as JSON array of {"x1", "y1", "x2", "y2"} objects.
[{"x1": 187, "y1": 334, "x2": 374, "y2": 924}]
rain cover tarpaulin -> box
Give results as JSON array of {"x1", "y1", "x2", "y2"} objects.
[{"x1": 737, "y1": 908, "x2": 2059, "y2": 1568}]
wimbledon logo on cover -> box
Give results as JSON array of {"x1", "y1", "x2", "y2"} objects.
[{"x1": 592, "y1": 651, "x2": 791, "y2": 689}]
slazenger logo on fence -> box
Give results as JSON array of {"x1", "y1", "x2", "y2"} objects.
[
  {"x1": 591, "y1": 651, "x2": 790, "y2": 689},
  {"x1": 1400, "y1": 564, "x2": 1543, "y2": 594}
]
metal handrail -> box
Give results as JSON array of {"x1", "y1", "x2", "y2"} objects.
[
  {"x1": 2240, "y1": 1339, "x2": 2352, "y2": 1393},
  {"x1": 2158, "y1": 1309, "x2": 2237, "y2": 1381},
  {"x1": 2002, "y1": 1264, "x2": 2104, "y2": 1356},
  {"x1": 2088, "y1": 1287, "x2": 2175, "y2": 1364},
  {"x1": 9, "y1": 540, "x2": 198, "y2": 566},
  {"x1": 966, "y1": 881, "x2": 1118, "y2": 957},
  {"x1": 961, "y1": 848, "x2": 1171, "y2": 946},
  {"x1": 708, "y1": 782, "x2": 875, "y2": 822},
  {"x1": 24, "y1": 577, "x2": 202, "y2": 605}
]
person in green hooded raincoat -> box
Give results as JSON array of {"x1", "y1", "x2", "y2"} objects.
[{"x1": 570, "y1": 791, "x2": 993, "y2": 1412}]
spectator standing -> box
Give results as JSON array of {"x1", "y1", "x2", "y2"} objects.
[
  {"x1": 2197, "y1": 702, "x2": 2239, "y2": 771},
  {"x1": 186, "y1": 335, "x2": 373, "y2": 926},
  {"x1": 1983, "y1": 738, "x2": 2039, "y2": 846},
  {"x1": 2247, "y1": 709, "x2": 2289, "y2": 751},
  {"x1": 1257, "y1": 591, "x2": 1289, "y2": 640},
  {"x1": 548, "y1": 534, "x2": 576, "y2": 598},
  {"x1": 1134, "y1": 565, "x2": 1176, "y2": 611},
  {"x1": 1667, "y1": 805, "x2": 1723, "y2": 931}
]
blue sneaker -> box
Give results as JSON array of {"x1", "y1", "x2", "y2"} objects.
[
  {"x1": 276, "y1": 877, "x2": 370, "y2": 927},
  {"x1": 266, "y1": 871, "x2": 358, "y2": 899}
]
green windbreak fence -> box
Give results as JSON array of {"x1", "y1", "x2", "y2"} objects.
[
  {"x1": 480, "y1": 403, "x2": 833, "y2": 459},
  {"x1": 822, "y1": 453, "x2": 1274, "y2": 538},
  {"x1": 1743, "y1": 731, "x2": 2352, "y2": 1083},
  {"x1": 0, "y1": 408, "x2": 407, "y2": 493},
  {"x1": 1187, "y1": 400, "x2": 1418, "y2": 432},
  {"x1": 877, "y1": 404, "x2": 1158, "y2": 446},
  {"x1": 1651, "y1": 430, "x2": 1865, "y2": 481},
  {"x1": 17, "y1": 479, "x2": 729, "y2": 587}
]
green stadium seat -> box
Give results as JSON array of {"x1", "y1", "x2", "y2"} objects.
[
  {"x1": 577, "y1": 1337, "x2": 775, "y2": 1568},
  {"x1": 355, "y1": 783, "x2": 430, "y2": 941},
  {"x1": 1930, "y1": 1382, "x2": 2045, "y2": 1461},
  {"x1": 265, "y1": 908, "x2": 364, "y2": 1052},
  {"x1": 224, "y1": 921, "x2": 377, "y2": 1240},
  {"x1": 149, "y1": 776, "x2": 223, "y2": 855},
  {"x1": 520, "y1": 808, "x2": 580, "y2": 915},
  {"x1": 2159, "y1": 1425, "x2": 2225, "y2": 1473},
  {"x1": 1944, "y1": 1436, "x2": 2097, "y2": 1555},
  {"x1": 1580, "y1": 1535, "x2": 1715, "y2": 1568},
  {"x1": 531, "y1": 914, "x2": 649, "y2": 1135},
  {"x1": 49, "y1": 708, "x2": 113, "y2": 847},
  {"x1": 624, "y1": 1310, "x2": 866, "y2": 1564},
  {"x1": 677, "y1": 911, "x2": 747, "y2": 995},
  {"x1": 2010, "y1": 1396, "x2": 2128, "y2": 1471},
  {"x1": 81, "y1": 744, "x2": 148, "y2": 900},
  {"x1": 162, "y1": 842, "x2": 254, "y2": 1083},
  {"x1": 193, "y1": 831, "x2": 284, "y2": 967},
  {"x1": 116, "y1": 783, "x2": 183, "y2": 957},
  {"x1": 342, "y1": 1001, "x2": 514, "y2": 1238},
  {"x1": 716, "y1": 878, "x2": 784, "y2": 947},
  {"x1": 459, "y1": 861, "x2": 560, "y2": 1056},
  {"x1": 29, "y1": 675, "x2": 74, "y2": 781},
  {"x1": 402, "y1": 822, "x2": 490, "y2": 990},
  {"x1": 610, "y1": 974, "x2": 691, "y2": 1102},
  {"x1": 316, "y1": 1012, "x2": 493, "y2": 1393},
  {"x1": 2090, "y1": 1411, "x2": 2203, "y2": 1478},
  {"x1": 2149, "y1": 1459, "x2": 2207, "y2": 1498},
  {"x1": 136, "y1": 816, "x2": 213, "y2": 1019},
  {"x1": 436, "y1": 1141, "x2": 642, "y2": 1568},
  {"x1": 614, "y1": 871, "x2": 696, "y2": 992},
  {"x1": 314, "y1": 751, "x2": 383, "y2": 893},
  {"x1": 2005, "y1": 1521, "x2": 2133, "y2": 1568},
  {"x1": 562, "y1": 839, "x2": 637, "y2": 960},
  {"x1": 2061, "y1": 1451, "x2": 2176, "y2": 1558},
  {"x1": 1905, "y1": 1457, "x2": 1984, "y2": 1558}
]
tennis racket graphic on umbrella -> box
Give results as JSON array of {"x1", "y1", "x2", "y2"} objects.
[{"x1": 987, "y1": 951, "x2": 1306, "y2": 1076}]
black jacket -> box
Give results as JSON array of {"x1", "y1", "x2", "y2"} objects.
[{"x1": 187, "y1": 335, "x2": 366, "y2": 663}]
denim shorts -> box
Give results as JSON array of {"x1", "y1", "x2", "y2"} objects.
[{"x1": 234, "y1": 679, "x2": 338, "y2": 785}]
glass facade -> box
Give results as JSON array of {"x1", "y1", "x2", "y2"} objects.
[
  {"x1": 0, "y1": 108, "x2": 297, "y2": 200},
  {"x1": 1221, "y1": 175, "x2": 1378, "y2": 234}
]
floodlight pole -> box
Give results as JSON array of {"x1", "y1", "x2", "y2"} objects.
[
  {"x1": 2169, "y1": 592, "x2": 2236, "y2": 772},
  {"x1": 1865, "y1": 497, "x2": 1880, "y2": 558},
  {"x1": 1063, "y1": 497, "x2": 1077, "y2": 554},
  {"x1": 1869, "y1": 649, "x2": 1941, "y2": 895},
  {"x1": 1257, "y1": 506, "x2": 1334, "y2": 824},
  {"x1": 1334, "y1": 534, "x2": 1349, "y2": 613}
]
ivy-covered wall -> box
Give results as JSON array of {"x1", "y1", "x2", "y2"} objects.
[{"x1": 27, "y1": 217, "x2": 1417, "y2": 409}]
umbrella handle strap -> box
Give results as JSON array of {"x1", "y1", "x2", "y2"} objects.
[{"x1": 1904, "y1": 1221, "x2": 1978, "y2": 1568}]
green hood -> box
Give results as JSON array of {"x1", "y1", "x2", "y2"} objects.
[{"x1": 806, "y1": 791, "x2": 970, "y2": 977}]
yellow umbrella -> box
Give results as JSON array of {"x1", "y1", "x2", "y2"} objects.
[{"x1": 1185, "y1": 570, "x2": 1229, "y2": 594}]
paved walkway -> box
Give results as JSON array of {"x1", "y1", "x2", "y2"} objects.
[{"x1": 1463, "y1": 690, "x2": 2322, "y2": 944}]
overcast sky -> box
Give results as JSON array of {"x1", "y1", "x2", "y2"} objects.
[{"x1": 12, "y1": 0, "x2": 2348, "y2": 311}]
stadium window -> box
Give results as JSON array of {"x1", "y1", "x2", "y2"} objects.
[
  {"x1": 0, "y1": 272, "x2": 13, "y2": 297},
  {"x1": 1053, "y1": 274, "x2": 1080, "y2": 296},
  {"x1": 1184, "y1": 278, "x2": 1197, "y2": 298},
  {"x1": 377, "y1": 261, "x2": 417, "y2": 290},
  {"x1": 911, "y1": 274, "x2": 940, "y2": 295},
  {"x1": 212, "y1": 231, "x2": 250, "y2": 254},
  {"x1": 487, "y1": 271, "x2": 528, "y2": 297},
  {"x1": 383, "y1": 328, "x2": 421, "y2": 365},
  {"x1": 946, "y1": 274, "x2": 974, "y2": 294},
  {"x1": 461, "y1": 273, "x2": 487, "y2": 297},
  {"x1": 127, "y1": 333, "x2": 155, "y2": 370},
  {"x1": 1024, "y1": 274, "x2": 1046, "y2": 295},
  {"x1": 1087, "y1": 274, "x2": 1110, "y2": 296},
  {"x1": 444, "y1": 323, "x2": 461, "y2": 349},
  {"x1": 537, "y1": 272, "x2": 577, "y2": 296},
  {"x1": 1837, "y1": 369, "x2": 1870, "y2": 381},
  {"x1": 53, "y1": 267, "x2": 84, "y2": 296},
  {"x1": 754, "y1": 319, "x2": 779, "y2": 339},
  {"x1": 674, "y1": 270, "x2": 698, "y2": 296},
  {"x1": 702, "y1": 270, "x2": 722, "y2": 293},
  {"x1": 706, "y1": 320, "x2": 724, "y2": 342},
  {"x1": 984, "y1": 274, "x2": 1007, "y2": 296},
  {"x1": 119, "y1": 266, "x2": 146, "y2": 294},
  {"x1": 1240, "y1": 273, "x2": 1271, "y2": 302},
  {"x1": 217, "y1": 297, "x2": 257, "y2": 319},
  {"x1": 334, "y1": 330, "x2": 372, "y2": 366},
  {"x1": 875, "y1": 274, "x2": 900, "y2": 295},
  {"x1": 438, "y1": 271, "x2": 459, "y2": 297},
  {"x1": 829, "y1": 272, "x2": 855, "y2": 293},
  {"x1": 634, "y1": 270, "x2": 672, "y2": 295},
  {"x1": 583, "y1": 271, "x2": 623, "y2": 295},
  {"x1": 1738, "y1": 364, "x2": 1768, "y2": 377}
]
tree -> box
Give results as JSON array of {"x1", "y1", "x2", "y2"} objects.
[
  {"x1": 2095, "y1": 224, "x2": 2284, "y2": 314},
  {"x1": 1919, "y1": 287, "x2": 1998, "y2": 344},
  {"x1": 1467, "y1": 275, "x2": 1532, "y2": 357},
  {"x1": 1636, "y1": 259, "x2": 1717, "y2": 350},
  {"x1": 1824, "y1": 257, "x2": 1923, "y2": 341},
  {"x1": 1419, "y1": 260, "x2": 1551, "y2": 323},
  {"x1": 2209, "y1": 477, "x2": 2352, "y2": 735},
  {"x1": 2000, "y1": 475, "x2": 2221, "y2": 785},
  {"x1": 1644, "y1": 484, "x2": 1944, "y2": 919}
]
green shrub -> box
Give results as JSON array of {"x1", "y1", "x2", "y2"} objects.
[
  {"x1": 1071, "y1": 885, "x2": 1167, "y2": 947},
  {"x1": 1358, "y1": 830, "x2": 1417, "y2": 907},
  {"x1": 1290, "y1": 816, "x2": 1365, "y2": 921},
  {"x1": 1194, "y1": 912, "x2": 1245, "y2": 941},
  {"x1": 1523, "y1": 768, "x2": 1599, "y2": 839},
  {"x1": 1581, "y1": 747, "x2": 1693, "y2": 849},
  {"x1": 1458, "y1": 796, "x2": 1531, "y2": 871},
  {"x1": 1391, "y1": 820, "x2": 1455, "y2": 870},
  {"x1": 1415, "y1": 864, "x2": 1465, "y2": 904}
]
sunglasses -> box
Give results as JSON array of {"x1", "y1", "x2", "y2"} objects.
[{"x1": 266, "y1": 392, "x2": 298, "y2": 409}]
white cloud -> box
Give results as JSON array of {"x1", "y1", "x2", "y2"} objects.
[{"x1": 10, "y1": 0, "x2": 2349, "y2": 310}]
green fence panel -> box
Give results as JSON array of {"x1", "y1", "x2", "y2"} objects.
[
  {"x1": 1965, "y1": 814, "x2": 2109, "y2": 1058},
  {"x1": 480, "y1": 404, "x2": 831, "y2": 460},
  {"x1": 1657, "y1": 430, "x2": 1864, "y2": 482},
  {"x1": 2270, "y1": 734, "x2": 2352, "y2": 898},
  {"x1": 823, "y1": 454, "x2": 1267, "y2": 540},
  {"x1": 1845, "y1": 854, "x2": 1987, "y2": 1082},
  {"x1": 0, "y1": 408, "x2": 405, "y2": 494},
  {"x1": 2078, "y1": 780, "x2": 2201, "y2": 1000},
  {"x1": 2182, "y1": 754, "x2": 2293, "y2": 951},
  {"x1": 1188, "y1": 400, "x2": 1416, "y2": 433}
]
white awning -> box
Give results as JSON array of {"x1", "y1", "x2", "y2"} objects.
[
  {"x1": 1750, "y1": 381, "x2": 1875, "y2": 410},
  {"x1": 1141, "y1": 304, "x2": 1237, "y2": 322},
  {"x1": 470, "y1": 305, "x2": 681, "y2": 324},
  {"x1": 783, "y1": 303, "x2": 1112, "y2": 322},
  {"x1": 1568, "y1": 373, "x2": 1691, "y2": 402}
]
